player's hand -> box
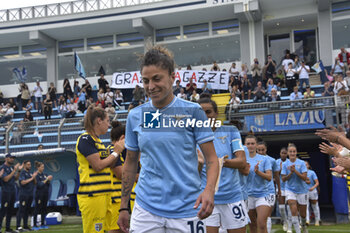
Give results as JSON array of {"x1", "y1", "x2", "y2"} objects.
[
  {"x1": 333, "y1": 157, "x2": 350, "y2": 169},
  {"x1": 305, "y1": 177, "x2": 311, "y2": 184},
  {"x1": 254, "y1": 162, "x2": 260, "y2": 173},
  {"x1": 316, "y1": 127, "x2": 345, "y2": 143},
  {"x1": 277, "y1": 189, "x2": 282, "y2": 197},
  {"x1": 14, "y1": 163, "x2": 20, "y2": 171},
  {"x1": 19, "y1": 162, "x2": 24, "y2": 171},
  {"x1": 114, "y1": 135, "x2": 125, "y2": 153},
  {"x1": 289, "y1": 165, "x2": 295, "y2": 173},
  {"x1": 33, "y1": 171, "x2": 38, "y2": 178},
  {"x1": 118, "y1": 210, "x2": 130, "y2": 233},
  {"x1": 330, "y1": 165, "x2": 345, "y2": 174},
  {"x1": 309, "y1": 187, "x2": 314, "y2": 191},
  {"x1": 47, "y1": 175, "x2": 53, "y2": 181},
  {"x1": 194, "y1": 188, "x2": 214, "y2": 220}
]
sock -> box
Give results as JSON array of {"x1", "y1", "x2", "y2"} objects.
[
  {"x1": 301, "y1": 217, "x2": 306, "y2": 227},
  {"x1": 267, "y1": 217, "x2": 272, "y2": 233},
  {"x1": 292, "y1": 216, "x2": 301, "y2": 233},
  {"x1": 287, "y1": 205, "x2": 292, "y2": 231},
  {"x1": 279, "y1": 204, "x2": 287, "y2": 222},
  {"x1": 312, "y1": 203, "x2": 321, "y2": 222},
  {"x1": 306, "y1": 202, "x2": 310, "y2": 222}
]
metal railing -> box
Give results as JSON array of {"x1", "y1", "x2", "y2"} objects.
[{"x1": 0, "y1": 0, "x2": 166, "y2": 22}]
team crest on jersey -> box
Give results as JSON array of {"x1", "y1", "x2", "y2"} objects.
[
  {"x1": 22, "y1": 201, "x2": 26, "y2": 206},
  {"x1": 217, "y1": 136, "x2": 227, "y2": 144},
  {"x1": 4, "y1": 202, "x2": 8, "y2": 207},
  {"x1": 95, "y1": 223, "x2": 103, "y2": 232}
]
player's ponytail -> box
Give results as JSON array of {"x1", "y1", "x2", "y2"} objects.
[
  {"x1": 35, "y1": 161, "x2": 43, "y2": 168},
  {"x1": 110, "y1": 120, "x2": 125, "y2": 142}
]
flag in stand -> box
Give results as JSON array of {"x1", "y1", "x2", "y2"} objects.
[
  {"x1": 74, "y1": 52, "x2": 86, "y2": 79},
  {"x1": 98, "y1": 66, "x2": 105, "y2": 76},
  {"x1": 312, "y1": 62, "x2": 322, "y2": 73}
]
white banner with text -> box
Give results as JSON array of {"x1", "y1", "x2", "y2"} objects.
[{"x1": 110, "y1": 70, "x2": 229, "y2": 90}]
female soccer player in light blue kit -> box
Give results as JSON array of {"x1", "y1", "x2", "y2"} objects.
[
  {"x1": 245, "y1": 135, "x2": 272, "y2": 233},
  {"x1": 281, "y1": 144, "x2": 308, "y2": 233},
  {"x1": 256, "y1": 141, "x2": 280, "y2": 233},
  {"x1": 118, "y1": 46, "x2": 219, "y2": 233},
  {"x1": 199, "y1": 98, "x2": 248, "y2": 233},
  {"x1": 305, "y1": 161, "x2": 320, "y2": 226}
]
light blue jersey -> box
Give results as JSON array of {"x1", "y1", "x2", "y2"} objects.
[
  {"x1": 265, "y1": 155, "x2": 279, "y2": 194},
  {"x1": 281, "y1": 158, "x2": 308, "y2": 194},
  {"x1": 276, "y1": 158, "x2": 289, "y2": 191},
  {"x1": 246, "y1": 153, "x2": 272, "y2": 198},
  {"x1": 307, "y1": 170, "x2": 318, "y2": 189},
  {"x1": 201, "y1": 125, "x2": 244, "y2": 204},
  {"x1": 125, "y1": 97, "x2": 214, "y2": 218},
  {"x1": 239, "y1": 146, "x2": 249, "y2": 201}
]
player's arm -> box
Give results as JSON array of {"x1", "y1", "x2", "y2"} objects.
[
  {"x1": 20, "y1": 172, "x2": 37, "y2": 185},
  {"x1": 256, "y1": 168, "x2": 272, "y2": 181},
  {"x1": 224, "y1": 150, "x2": 246, "y2": 169},
  {"x1": 294, "y1": 170, "x2": 307, "y2": 181},
  {"x1": 195, "y1": 141, "x2": 219, "y2": 219},
  {"x1": 3, "y1": 164, "x2": 19, "y2": 182},
  {"x1": 310, "y1": 178, "x2": 319, "y2": 191},
  {"x1": 239, "y1": 162, "x2": 250, "y2": 176},
  {"x1": 282, "y1": 168, "x2": 293, "y2": 182},
  {"x1": 274, "y1": 170, "x2": 281, "y2": 195}
]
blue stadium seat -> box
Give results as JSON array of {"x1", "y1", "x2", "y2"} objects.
[{"x1": 48, "y1": 180, "x2": 62, "y2": 207}]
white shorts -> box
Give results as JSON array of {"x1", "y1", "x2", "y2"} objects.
[
  {"x1": 266, "y1": 194, "x2": 276, "y2": 207},
  {"x1": 281, "y1": 190, "x2": 286, "y2": 197},
  {"x1": 205, "y1": 200, "x2": 248, "y2": 229},
  {"x1": 130, "y1": 201, "x2": 206, "y2": 233},
  {"x1": 308, "y1": 189, "x2": 318, "y2": 201},
  {"x1": 285, "y1": 190, "x2": 308, "y2": 205},
  {"x1": 247, "y1": 196, "x2": 270, "y2": 210}
]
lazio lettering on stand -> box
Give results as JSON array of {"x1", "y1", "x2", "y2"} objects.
[
  {"x1": 245, "y1": 110, "x2": 325, "y2": 132},
  {"x1": 110, "y1": 70, "x2": 229, "y2": 90}
]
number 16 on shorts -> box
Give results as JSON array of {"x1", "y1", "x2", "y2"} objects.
[{"x1": 187, "y1": 220, "x2": 205, "y2": 233}]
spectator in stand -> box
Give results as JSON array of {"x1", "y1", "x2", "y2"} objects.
[
  {"x1": 105, "y1": 87, "x2": 114, "y2": 105},
  {"x1": 285, "y1": 62, "x2": 297, "y2": 94},
  {"x1": 97, "y1": 88, "x2": 105, "y2": 102},
  {"x1": 240, "y1": 64, "x2": 248, "y2": 79},
  {"x1": 190, "y1": 90, "x2": 200, "y2": 102},
  {"x1": 173, "y1": 80, "x2": 181, "y2": 96},
  {"x1": 229, "y1": 62, "x2": 240, "y2": 78},
  {"x1": 86, "y1": 97, "x2": 94, "y2": 109},
  {"x1": 201, "y1": 79, "x2": 212, "y2": 94},
  {"x1": 0, "y1": 90, "x2": 3, "y2": 105},
  {"x1": 96, "y1": 96, "x2": 105, "y2": 109},
  {"x1": 48, "y1": 82, "x2": 57, "y2": 108},
  {"x1": 114, "y1": 89, "x2": 124, "y2": 106},
  {"x1": 43, "y1": 96, "x2": 53, "y2": 120},
  {"x1": 9, "y1": 98, "x2": 18, "y2": 111},
  {"x1": 82, "y1": 79, "x2": 92, "y2": 98},
  {"x1": 19, "y1": 83, "x2": 30, "y2": 109},
  {"x1": 59, "y1": 101, "x2": 68, "y2": 118},
  {"x1": 186, "y1": 65, "x2": 192, "y2": 70},
  {"x1": 228, "y1": 75, "x2": 235, "y2": 93},
  {"x1": 290, "y1": 86, "x2": 303, "y2": 108},
  {"x1": 266, "y1": 78, "x2": 277, "y2": 96},
  {"x1": 333, "y1": 74, "x2": 349, "y2": 96},
  {"x1": 33, "y1": 81, "x2": 43, "y2": 113},
  {"x1": 297, "y1": 60, "x2": 310, "y2": 92},
  {"x1": 74, "y1": 80, "x2": 81, "y2": 96},
  {"x1": 23, "y1": 99, "x2": 34, "y2": 111},
  {"x1": 105, "y1": 102, "x2": 115, "y2": 120},
  {"x1": 332, "y1": 57, "x2": 344, "y2": 75},
  {"x1": 338, "y1": 48, "x2": 350, "y2": 72},
  {"x1": 98, "y1": 74, "x2": 109, "y2": 92},
  {"x1": 253, "y1": 81, "x2": 266, "y2": 103},
  {"x1": 58, "y1": 95, "x2": 66, "y2": 106},
  {"x1": 185, "y1": 78, "x2": 197, "y2": 98},
  {"x1": 211, "y1": 61, "x2": 220, "y2": 71},
  {"x1": 344, "y1": 71, "x2": 350, "y2": 87},
  {"x1": 23, "y1": 110, "x2": 33, "y2": 122},
  {"x1": 77, "y1": 87, "x2": 87, "y2": 113},
  {"x1": 228, "y1": 91, "x2": 240, "y2": 110},
  {"x1": 272, "y1": 72, "x2": 282, "y2": 95},
  {"x1": 251, "y1": 58, "x2": 262, "y2": 87},
  {"x1": 63, "y1": 79, "x2": 73, "y2": 100},
  {"x1": 294, "y1": 55, "x2": 301, "y2": 70},
  {"x1": 131, "y1": 85, "x2": 145, "y2": 107},
  {"x1": 264, "y1": 54, "x2": 277, "y2": 80},
  {"x1": 0, "y1": 103, "x2": 14, "y2": 123},
  {"x1": 304, "y1": 85, "x2": 315, "y2": 99},
  {"x1": 66, "y1": 98, "x2": 77, "y2": 118},
  {"x1": 73, "y1": 94, "x2": 79, "y2": 104},
  {"x1": 267, "y1": 88, "x2": 281, "y2": 102},
  {"x1": 177, "y1": 88, "x2": 187, "y2": 100},
  {"x1": 276, "y1": 69, "x2": 285, "y2": 85},
  {"x1": 282, "y1": 53, "x2": 294, "y2": 73},
  {"x1": 241, "y1": 74, "x2": 252, "y2": 101},
  {"x1": 322, "y1": 81, "x2": 334, "y2": 97}
]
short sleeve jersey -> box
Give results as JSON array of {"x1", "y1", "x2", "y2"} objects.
[
  {"x1": 125, "y1": 97, "x2": 214, "y2": 218},
  {"x1": 19, "y1": 170, "x2": 35, "y2": 195},
  {"x1": 265, "y1": 155, "x2": 279, "y2": 194},
  {"x1": 281, "y1": 158, "x2": 308, "y2": 194},
  {"x1": 307, "y1": 169, "x2": 318, "y2": 189},
  {"x1": 201, "y1": 125, "x2": 244, "y2": 204},
  {"x1": 1, "y1": 164, "x2": 16, "y2": 193},
  {"x1": 246, "y1": 154, "x2": 272, "y2": 198},
  {"x1": 276, "y1": 158, "x2": 289, "y2": 191}
]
